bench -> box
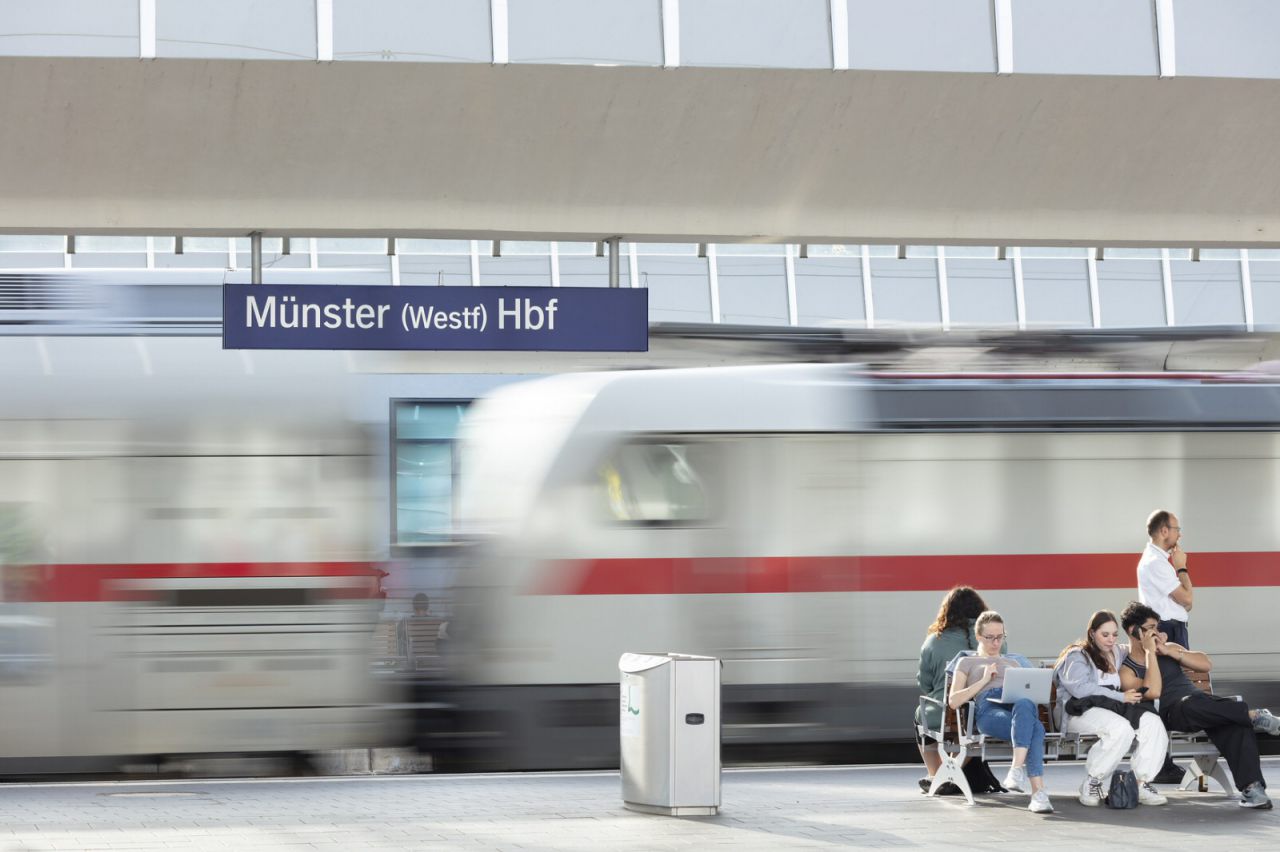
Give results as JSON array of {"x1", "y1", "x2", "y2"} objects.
[{"x1": 916, "y1": 654, "x2": 1233, "y2": 804}]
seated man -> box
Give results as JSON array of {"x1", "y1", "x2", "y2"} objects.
[{"x1": 1119, "y1": 601, "x2": 1279, "y2": 810}]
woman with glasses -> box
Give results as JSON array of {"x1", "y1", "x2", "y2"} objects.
[
  {"x1": 915, "y1": 585, "x2": 989, "y2": 794},
  {"x1": 949, "y1": 610, "x2": 1053, "y2": 813},
  {"x1": 1054, "y1": 609, "x2": 1168, "y2": 807}
]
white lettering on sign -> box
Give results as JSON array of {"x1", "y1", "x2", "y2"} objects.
[
  {"x1": 246, "y1": 295, "x2": 390, "y2": 330},
  {"x1": 498, "y1": 297, "x2": 558, "y2": 330}
]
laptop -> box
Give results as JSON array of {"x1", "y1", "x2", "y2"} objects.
[{"x1": 987, "y1": 667, "x2": 1053, "y2": 705}]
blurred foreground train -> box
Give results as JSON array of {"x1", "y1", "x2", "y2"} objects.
[
  {"x1": 0, "y1": 336, "x2": 395, "y2": 772},
  {"x1": 4, "y1": 337, "x2": 1280, "y2": 772}
]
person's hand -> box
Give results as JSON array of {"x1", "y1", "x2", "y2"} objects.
[
  {"x1": 983, "y1": 663, "x2": 999, "y2": 682},
  {"x1": 1140, "y1": 628, "x2": 1158, "y2": 654},
  {"x1": 1154, "y1": 633, "x2": 1172, "y2": 655},
  {"x1": 1171, "y1": 547, "x2": 1188, "y2": 570},
  {"x1": 1123, "y1": 689, "x2": 1143, "y2": 704}
]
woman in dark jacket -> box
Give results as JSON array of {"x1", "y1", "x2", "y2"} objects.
[{"x1": 915, "y1": 585, "x2": 987, "y2": 791}]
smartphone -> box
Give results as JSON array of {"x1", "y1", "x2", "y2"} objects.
[{"x1": 1137, "y1": 687, "x2": 1149, "y2": 695}]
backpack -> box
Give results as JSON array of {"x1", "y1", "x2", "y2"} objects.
[
  {"x1": 1105, "y1": 770, "x2": 1139, "y2": 809},
  {"x1": 961, "y1": 759, "x2": 1007, "y2": 794}
]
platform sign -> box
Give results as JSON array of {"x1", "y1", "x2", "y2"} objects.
[{"x1": 222, "y1": 284, "x2": 648, "y2": 351}]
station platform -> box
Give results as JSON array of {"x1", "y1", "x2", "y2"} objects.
[{"x1": 1, "y1": 759, "x2": 1276, "y2": 851}]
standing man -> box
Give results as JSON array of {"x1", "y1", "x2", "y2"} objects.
[{"x1": 1137, "y1": 510, "x2": 1193, "y2": 648}]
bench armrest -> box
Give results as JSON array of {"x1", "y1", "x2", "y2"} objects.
[
  {"x1": 919, "y1": 694, "x2": 980, "y2": 742},
  {"x1": 917, "y1": 695, "x2": 945, "y2": 740}
]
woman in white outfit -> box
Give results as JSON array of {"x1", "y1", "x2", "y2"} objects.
[{"x1": 1054, "y1": 610, "x2": 1169, "y2": 807}]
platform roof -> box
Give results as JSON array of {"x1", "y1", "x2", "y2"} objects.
[{"x1": 3, "y1": 57, "x2": 1280, "y2": 247}]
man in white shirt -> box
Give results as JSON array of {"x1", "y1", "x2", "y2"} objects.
[
  {"x1": 1137, "y1": 509, "x2": 1194, "y2": 648},
  {"x1": 1138, "y1": 510, "x2": 1199, "y2": 785}
]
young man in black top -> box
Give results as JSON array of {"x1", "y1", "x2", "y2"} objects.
[{"x1": 1119, "y1": 601, "x2": 1277, "y2": 809}]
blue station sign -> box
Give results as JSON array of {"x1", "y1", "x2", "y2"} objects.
[{"x1": 222, "y1": 284, "x2": 648, "y2": 351}]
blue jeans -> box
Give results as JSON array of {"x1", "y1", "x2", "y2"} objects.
[{"x1": 974, "y1": 689, "x2": 1045, "y2": 778}]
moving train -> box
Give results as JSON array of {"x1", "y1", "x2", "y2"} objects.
[
  {"x1": 0, "y1": 335, "x2": 398, "y2": 772},
  {"x1": 444, "y1": 363, "x2": 1280, "y2": 769},
  {"x1": 5, "y1": 325, "x2": 1280, "y2": 773}
]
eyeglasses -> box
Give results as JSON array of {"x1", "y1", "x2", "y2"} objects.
[
  {"x1": 979, "y1": 633, "x2": 1007, "y2": 642},
  {"x1": 1168, "y1": 526, "x2": 1182, "y2": 532}
]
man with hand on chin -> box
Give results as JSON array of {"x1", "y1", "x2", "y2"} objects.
[{"x1": 1137, "y1": 510, "x2": 1193, "y2": 648}]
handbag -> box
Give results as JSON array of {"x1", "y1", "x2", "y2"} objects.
[{"x1": 1105, "y1": 769, "x2": 1139, "y2": 809}]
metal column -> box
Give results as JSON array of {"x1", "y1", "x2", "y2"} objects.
[
  {"x1": 608, "y1": 237, "x2": 621, "y2": 288},
  {"x1": 250, "y1": 231, "x2": 263, "y2": 284}
]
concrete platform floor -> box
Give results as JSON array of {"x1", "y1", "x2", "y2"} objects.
[{"x1": 1, "y1": 758, "x2": 1276, "y2": 850}]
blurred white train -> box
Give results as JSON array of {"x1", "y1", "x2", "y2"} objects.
[
  {"x1": 6, "y1": 325, "x2": 1280, "y2": 773},
  {"x1": 446, "y1": 363, "x2": 1280, "y2": 769},
  {"x1": 0, "y1": 335, "x2": 399, "y2": 773}
]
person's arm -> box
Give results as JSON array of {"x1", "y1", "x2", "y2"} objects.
[
  {"x1": 1168, "y1": 546, "x2": 1194, "y2": 611},
  {"x1": 1120, "y1": 630, "x2": 1163, "y2": 697},
  {"x1": 1057, "y1": 652, "x2": 1125, "y2": 701},
  {"x1": 949, "y1": 660, "x2": 995, "y2": 709},
  {"x1": 1162, "y1": 641, "x2": 1211, "y2": 673},
  {"x1": 916, "y1": 642, "x2": 936, "y2": 695}
]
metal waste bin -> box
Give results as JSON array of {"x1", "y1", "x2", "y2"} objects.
[{"x1": 618, "y1": 652, "x2": 721, "y2": 816}]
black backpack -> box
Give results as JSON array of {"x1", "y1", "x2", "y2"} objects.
[
  {"x1": 962, "y1": 759, "x2": 1007, "y2": 794},
  {"x1": 1105, "y1": 770, "x2": 1139, "y2": 809}
]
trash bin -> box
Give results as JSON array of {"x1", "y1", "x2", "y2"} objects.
[{"x1": 618, "y1": 652, "x2": 721, "y2": 816}]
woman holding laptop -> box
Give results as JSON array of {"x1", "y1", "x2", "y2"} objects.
[
  {"x1": 949, "y1": 610, "x2": 1054, "y2": 813},
  {"x1": 1054, "y1": 610, "x2": 1169, "y2": 807}
]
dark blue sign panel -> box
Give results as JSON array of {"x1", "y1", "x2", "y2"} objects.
[{"x1": 222, "y1": 284, "x2": 648, "y2": 351}]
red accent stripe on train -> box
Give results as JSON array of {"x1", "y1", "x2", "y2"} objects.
[
  {"x1": 540, "y1": 552, "x2": 1280, "y2": 595},
  {"x1": 7, "y1": 562, "x2": 387, "y2": 602}
]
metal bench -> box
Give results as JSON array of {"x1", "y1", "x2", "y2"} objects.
[{"x1": 916, "y1": 654, "x2": 1233, "y2": 804}]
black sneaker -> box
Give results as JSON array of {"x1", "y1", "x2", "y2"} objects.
[
  {"x1": 1239, "y1": 782, "x2": 1273, "y2": 809},
  {"x1": 1152, "y1": 761, "x2": 1186, "y2": 785}
]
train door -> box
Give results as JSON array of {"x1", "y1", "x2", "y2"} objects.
[
  {"x1": 716, "y1": 433, "x2": 857, "y2": 743},
  {"x1": 0, "y1": 574, "x2": 57, "y2": 761}
]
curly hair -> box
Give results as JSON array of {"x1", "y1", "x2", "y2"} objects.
[
  {"x1": 1121, "y1": 600, "x2": 1160, "y2": 638},
  {"x1": 927, "y1": 586, "x2": 989, "y2": 636}
]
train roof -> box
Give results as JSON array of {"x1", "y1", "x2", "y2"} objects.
[
  {"x1": 457, "y1": 365, "x2": 1280, "y2": 532},
  {"x1": 467, "y1": 364, "x2": 1280, "y2": 436}
]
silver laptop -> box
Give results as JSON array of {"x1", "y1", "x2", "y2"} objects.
[{"x1": 987, "y1": 667, "x2": 1053, "y2": 705}]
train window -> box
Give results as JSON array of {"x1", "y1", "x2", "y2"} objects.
[
  {"x1": 0, "y1": 614, "x2": 52, "y2": 682},
  {"x1": 599, "y1": 441, "x2": 716, "y2": 523},
  {"x1": 165, "y1": 588, "x2": 313, "y2": 607},
  {"x1": 392, "y1": 400, "x2": 471, "y2": 544}
]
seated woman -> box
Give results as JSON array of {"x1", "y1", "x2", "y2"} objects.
[
  {"x1": 915, "y1": 585, "x2": 989, "y2": 794},
  {"x1": 1054, "y1": 609, "x2": 1168, "y2": 807},
  {"x1": 949, "y1": 610, "x2": 1053, "y2": 814}
]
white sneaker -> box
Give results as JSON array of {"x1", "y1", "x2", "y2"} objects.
[
  {"x1": 1138, "y1": 781, "x2": 1168, "y2": 806},
  {"x1": 1003, "y1": 764, "x2": 1028, "y2": 793},
  {"x1": 1028, "y1": 790, "x2": 1054, "y2": 813},
  {"x1": 1078, "y1": 775, "x2": 1105, "y2": 807}
]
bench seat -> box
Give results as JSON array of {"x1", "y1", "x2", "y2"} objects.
[{"x1": 916, "y1": 660, "x2": 1234, "y2": 803}]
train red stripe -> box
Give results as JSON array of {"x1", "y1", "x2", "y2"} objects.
[
  {"x1": 8, "y1": 562, "x2": 387, "y2": 602},
  {"x1": 542, "y1": 552, "x2": 1280, "y2": 595}
]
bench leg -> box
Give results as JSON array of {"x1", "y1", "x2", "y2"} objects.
[
  {"x1": 1178, "y1": 754, "x2": 1233, "y2": 794},
  {"x1": 928, "y1": 742, "x2": 975, "y2": 805}
]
